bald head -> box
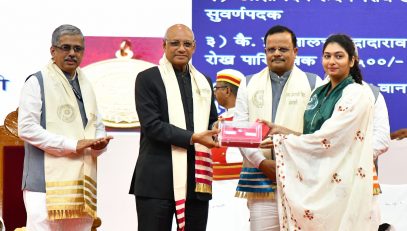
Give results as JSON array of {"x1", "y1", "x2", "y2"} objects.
[
  {"x1": 163, "y1": 24, "x2": 196, "y2": 72},
  {"x1": 164, "y1": 24, "x2": 194, "y2": 40}
]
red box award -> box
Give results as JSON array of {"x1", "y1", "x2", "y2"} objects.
[{"x1": 218, "y1": 121, "x2": 270, "y2": 148}]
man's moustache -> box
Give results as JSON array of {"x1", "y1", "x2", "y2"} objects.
[
  {"x1": 272, "y1": 58, "x2": 284, "y2": 62},
  {"x1": 64, "y1": 58, "x2": 78, "y2": 63}
]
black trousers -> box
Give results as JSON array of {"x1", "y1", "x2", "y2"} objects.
[{"x1": 136, "y1": 196, "x2": 209, "y2": 231}]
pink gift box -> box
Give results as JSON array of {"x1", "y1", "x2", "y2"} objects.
[{"x1": 218, "y1": 121, "x2": 269, "y2": 148}]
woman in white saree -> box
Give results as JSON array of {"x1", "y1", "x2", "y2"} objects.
[{"x1": 260, "y1": 34, "x2": 378, "y2": 231}]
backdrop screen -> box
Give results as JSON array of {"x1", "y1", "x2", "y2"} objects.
[{"x1": 192, "y1": 0, "x2": 407, "y2": 131}]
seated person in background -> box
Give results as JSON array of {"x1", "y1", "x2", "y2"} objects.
[{"x1": 390, "y1": 128, "x2": 407, "y2": 140}]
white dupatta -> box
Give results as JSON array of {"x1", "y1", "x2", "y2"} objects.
[{"x1": 273, "y1": 83, "x2": 376, "y2": 230}]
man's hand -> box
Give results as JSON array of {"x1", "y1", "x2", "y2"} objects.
[
  {"x1": 212, "y1": 117, "x2": 225, "y2": 130},
  {"x1": 390, "y1": 128, "x2": 407, "y2": 140},
  {"x1": 91, "y1": 136, "x2": 114, "y2": 150},
  {"x1": 258, "y1": 159, "x2": 276, "y2": 181},
  {"x1": 76, "y1": 139, "x2": 97, "y2": 153},
  {"x1": 192, "y1": 129, "x2": 220, "y2": 148},
  {"x1": 259, "y1": 137, "x2": 273, "y2": 149},
  {"x1": 76, "y1": 136, "x2": 114, "y2": 153}
]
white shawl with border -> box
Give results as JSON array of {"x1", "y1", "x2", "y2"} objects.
[
  {"x1": 43, "y1": 61, "x2": 98, "y2": 220},
  {"x1": 235, "y1": 65, "x2": 313, "y2": 199},
  {"x1": 158, "y1": 55, "x2": 212, "y2": 230}
]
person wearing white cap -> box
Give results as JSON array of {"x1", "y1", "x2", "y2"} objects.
[
  {"x1": 213, "y1": 69, "x2": 244, "y2": 121},
  {"x1": 208, "y1": 69, "x2": 249, "y2": 230}
]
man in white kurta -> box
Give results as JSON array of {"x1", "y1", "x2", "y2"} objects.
[
  {"x1": 18, "y1": 24, "x2": 112, "y2": 231},
  {"x1": 233, "y1": 25, "x2": 321, "y2": 230}
]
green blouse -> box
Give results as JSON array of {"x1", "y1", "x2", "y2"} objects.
[{"x1": 303, "y1": 76, "x2": 354, "y2": 134}]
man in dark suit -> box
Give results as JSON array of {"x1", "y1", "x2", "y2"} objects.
[{"x1": 129, "y1": 24, "x2": 219, "y2": 231}]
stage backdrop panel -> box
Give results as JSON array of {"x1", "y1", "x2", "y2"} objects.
[{"x1": 192, "y1": 0, "x2": 407, "y2": 131}]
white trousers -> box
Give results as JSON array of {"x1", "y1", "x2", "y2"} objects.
[
  {"x1": 247, "y1": 198, "x2": 279, "y2": 231},
  {"x1": 207, "y1": 179, "x2": 250, "y2": 231},
  {"x1": 23, "y1": 191, "x2": 93, "y2": 231}
]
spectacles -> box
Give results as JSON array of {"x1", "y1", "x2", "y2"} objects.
[
  {"x1": 213, "y1": 86, "x2": 228, "y2": 91},
  {"x1": 165, "y1": 40, "x2": 195, "y2": 49},
  {"x1": 54, "y1": 44, "x2": 85, "y2": 53},
  {"x1": 265, "y1": 47, "x2": 290, "y2": 54}
]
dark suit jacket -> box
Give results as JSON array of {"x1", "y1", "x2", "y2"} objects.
[{"x1": 129, "y1": 66, "x2": 218, "y2": 201}]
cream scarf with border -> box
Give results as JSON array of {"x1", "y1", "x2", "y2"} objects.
[
  {"x1": 43, "y1": 61, "x2": 98, "y2": 220},
  {"x1": 158, "y1": 55, "x2": 212, "y2": 231},
  {"x1": 236, "y1": 65, "x2": 312, "y2": 199},
  {"x1": 247, "y1": 65, "x2": 312, "y2": 163}
]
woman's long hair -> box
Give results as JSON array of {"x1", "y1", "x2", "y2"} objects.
[{"x1": 322, "y1": 34, "x2": 363, "y2": 84}]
